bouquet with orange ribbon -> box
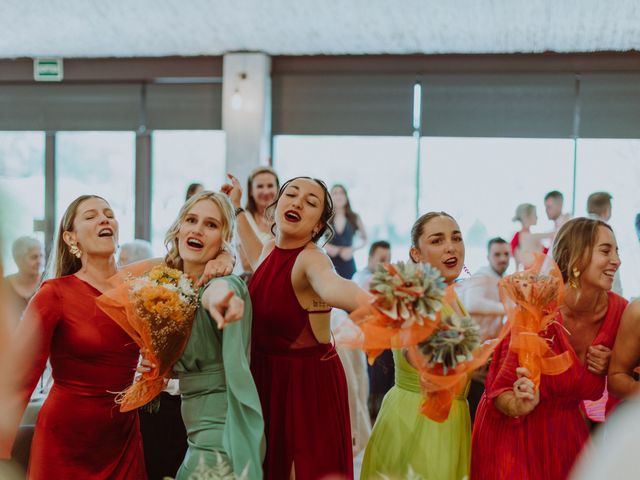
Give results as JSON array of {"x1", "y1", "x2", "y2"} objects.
[
  {"x1": 97, "y1": 261, "x2": 198, "y2": 412},
  {"x1": 407, "y1": 284, "x2": 501, "y2": 423},
  {"x1": 499, "y1": 253, "x2": 571, "y2": 390},
  {"x1": 343, "y1": 261, "x2": 446, "y2": 364}
]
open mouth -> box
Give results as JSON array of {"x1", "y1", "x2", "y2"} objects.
[
  {"x1": 443, "y1": 257, "x2": 458, "y2": 269},
  {"x1": 186, "y1": 237, "x2": 204, "y2": 249},
  {"x1": 603, "y1": 270, "x2": 616, "y2": 279},
  {"x1": 284, "y1": 210, "x2": 301, "y2": 223},
  {"x1": 98, "y1": 228, "x2": 113, "y2": 237}
]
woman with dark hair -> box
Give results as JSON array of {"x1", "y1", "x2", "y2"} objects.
[
  {"x1": 223, "y1": 174, "x2": 369, "y2": 479},
  {"x1": 0, "y1": 195, "x2": 147, "y2": 479},
  {"x1": 325, "y1": 184, "x2": 367, "y2": 279},
  {"x1": 472, "y1": 217, "x2": 627, "y2": 480},
  {"x1": 361, "y1": 211, "x2": 472, "y2": 480}
]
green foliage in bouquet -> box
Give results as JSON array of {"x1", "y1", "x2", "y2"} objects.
[
  {"x1": 418, "y1": 311, "x2": 481, "y2": 374},
  {"x1": 369, "y1": 261, "x2": 447, "y2": 328}
]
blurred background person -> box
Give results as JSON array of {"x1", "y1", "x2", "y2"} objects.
[
  {"x1": 117, "y1": 239, "x2": 153, "y2": 267},
  {"x1": 237, "y1": 167, "x2": 280, "y2": 275},
  {"x1": 587, "y1": 192, "x2": 623, "y2": 296},
  {"x1": 460, "y1": 237, "x2": 510, "y2": 423},
  {"x1": 352, "y1": 241, "x2": 395, "y2": 424},
  {"x1": 511, "y1": 203, "x2": 554, "y2": 269},
  {"x1": 3, "y1": 237, "x2": 44, "y2": 329},
  {"x1": 325, "y1": 184, "x2": 367, "y2": 279},
  {"x1": 185, "y1": 182, "x2": 204, "y2": 201},
  {"x1": 544, "y1": 190, "x2": 571, "y2": 232}
]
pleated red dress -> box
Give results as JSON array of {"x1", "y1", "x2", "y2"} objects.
[
  {"x1": 248, "y1": 246, "x2": 353, "y2": 480},
  {"x1": 0, "y1": 276, "x2": 146, "y2": 479},
  {"x1": 471, "y1": 291, "x2": 627, "y2": 480}
]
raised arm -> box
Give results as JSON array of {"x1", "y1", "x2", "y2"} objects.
[
  {"x1": 221, "y1": 174, "x2": 266, "y2": 271},
  {"x1": 303, "y1": 247, "x2": 370, "y2": 313},
  {"x1": 608, "y1": 300, "x2": 640, "y2": 399},
  {"x1": 0, "y1": 282, "x2": 61, "y2": 458}
]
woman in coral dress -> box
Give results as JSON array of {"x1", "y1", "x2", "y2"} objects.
[
  {"x1": 224, "y1": 174, "x2": 369, "y2": 480},
  {"x1": 361, "y1": 212, "x2": 471, "y2": 480},
  {"x1": 472, "y1": 218, "x2": 627, "y2": 480},
  {"x1": 0, "y1": 195, "x2": 147, "y2": 479}
]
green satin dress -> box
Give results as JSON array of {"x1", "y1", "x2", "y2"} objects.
[
  {"x1": 360, "y1": 301, "x2": 472, "y2": 480},
  {"x1": 173, "y1": 275, "x2": 265, "y2": 479}
]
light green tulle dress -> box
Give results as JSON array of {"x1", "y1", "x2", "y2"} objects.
[
  {"x1": 360, "y1": 302, "x2": 471, "y2": 480},
  {"x1": 173, "y1": 276, "x2": 265, "y2": 480}
]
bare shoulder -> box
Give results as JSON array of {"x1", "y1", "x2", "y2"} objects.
[
  {"x1": 299, "y1": 243, "x2": 331, "y2": 264},
  {"x1": 624, "y1": 299, "x2": 640, "y2": 319},
  {"x1": 259, "y1": 239, "x2": 276, "y2": 262}
]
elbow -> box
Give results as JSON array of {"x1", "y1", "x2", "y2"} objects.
[{"x1": 608, "y1": 372, "x2": 636, "y2": 399}]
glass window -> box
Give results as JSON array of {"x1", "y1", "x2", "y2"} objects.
[
  {"x1": 151, "y1": 131, "x2": 226, "y2": 255},
  {"x1": 273, "y1": 135, "x2": 418, "y2": 269},
  {"x1": 575, "y1": 139, "x2": 640, "y2": 297},
  {"x1": 56, "y1": 132, "x2": 136, "y2": 246},
  {"x1": 419, "y1": 137, "x2": 575, "y2": 276},
  {"x1": 0, "y1": 132, "x2": 45, "y2": 273}
]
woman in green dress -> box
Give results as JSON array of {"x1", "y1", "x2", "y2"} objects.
[
  {"x1": 160, "y1": 191, "x2": 264, "y2": 479},
  {"x1": 361, "y1": 212, "x2": 471, "y2": 480}
]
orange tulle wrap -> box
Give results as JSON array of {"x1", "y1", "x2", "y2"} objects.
[
  {"x1": 499, "y1": 253, "x2": 572, "y2": 390},
  {"x1": 407, "y1": 282, "x2": 511, "y2": 423},
  {"x1": 96, "y1": 260, "x2": 198, "y2": 412},
  {"x1": 340, "y1": 262, "x2": 447, "y2": 364}
]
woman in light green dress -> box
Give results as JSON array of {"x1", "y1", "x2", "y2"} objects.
[
  {"x1": 165, "y1": 191, "x2": 264, "y2": 479},
  {"x1": 361, "y1": 212, "x2": 471, "y2": 480}
]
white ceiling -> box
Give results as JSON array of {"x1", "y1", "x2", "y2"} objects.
[{"x1": 3, "y1": 0, "x2": 640, "y2": 58}]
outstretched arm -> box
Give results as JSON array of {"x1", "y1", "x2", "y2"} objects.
[
  {"x1": 304, "y1": 248, "x2": 371, "y2": 313},
  {"x1": 201, "y1": 278, "x2": 245, "y2": 329}
]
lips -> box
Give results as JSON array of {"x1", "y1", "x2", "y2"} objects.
[
  {"x1": 443, "y1": 257, "x2": 458, "y2": 269},
  {"x1": 98, "y1": 228, "x2": 113, "y2": 237},
  {"x1": 186, "y1": 237, "x2": 204, "y2": 249},
  {"x1": 284, "y1": 210, "x2": 301, "y2": 223},
  {"x1": 603, "y1": 270, "x2": 616, "y2": 279}
]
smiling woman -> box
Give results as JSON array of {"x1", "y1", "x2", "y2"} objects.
[{"x1": 0, "y1": 194, "x2": 147, "y2": 479}]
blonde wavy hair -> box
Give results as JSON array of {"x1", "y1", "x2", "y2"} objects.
[{"x1": 164, "y1": 191, "x2": 235, "y2": 271}]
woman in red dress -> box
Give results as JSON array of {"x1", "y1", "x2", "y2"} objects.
[
  {"x1": 471, "y1": 217, "x2": 627, "y2": 480},
  {"x1": 0, "y1": 195, "x2": 147, "y2": 479},
  {"x1": 224, "y1": 175, "x2": 368, "y2": 480}
]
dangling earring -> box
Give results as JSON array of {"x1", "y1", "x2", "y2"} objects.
[
  {"x1": 69, "y1": 243, "x2": 82, "y2": 259},
  {"x1": 463, "y1": 264, "x2": 472, "y2": 276},
  {"x1": 570, "y1": 267, "x2": 580, "y2": 289}
]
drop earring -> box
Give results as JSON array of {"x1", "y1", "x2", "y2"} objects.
[
  {"x1": 570, "y1": 267, "x2": 580, "y2": 289},
  {"x1": 69, "y1": 243, "x2": 82, "y2": 259}
]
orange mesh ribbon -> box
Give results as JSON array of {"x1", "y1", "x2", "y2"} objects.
[
  {"x1": 340, "y1": 263, "x2": 443, "y2": 364},
  {"x1": 500, "y1": 253, "x2": 572, "y2": 390},
  {"x1": 96, "y1": 259, "x2": 197, "y2": 412},
  {"x1": 408, "y1": 285, "x2": 512, "y2": 423}
]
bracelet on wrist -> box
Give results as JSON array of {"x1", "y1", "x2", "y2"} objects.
[{"x1": 234, "y1": 206, "x2": 245, "y2": 217}]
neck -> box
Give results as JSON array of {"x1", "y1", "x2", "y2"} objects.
[
  {"x1": 275, "y1": 232, "x2": 310, "y2": 250},
  {"x1": 182, "y1": 261, "x2": 204, "y2": 281},
  {"x1": 255, "y1": 204, "x2": 267, "y2": 217},
  {"x1": 76, "y1": 255, "x2": 117, "y2": 282},
  {"x1": 563, "y1": 284, "x2": 606, "y2": 314}
]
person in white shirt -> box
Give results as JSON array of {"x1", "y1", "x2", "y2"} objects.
[
  {"x1": 460, "y1": 237, "x2": 510, "y2": 422},
  {"x1": 588, "y1": 191, "x2": 623, "y2": 296},
  {"x1": 544, "y1": 190, "x2": 571, "y2": 232}
]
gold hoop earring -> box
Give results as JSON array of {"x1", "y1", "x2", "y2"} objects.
[{"x1": 69, "y1": 243, "x2": 82, "y2": 259}]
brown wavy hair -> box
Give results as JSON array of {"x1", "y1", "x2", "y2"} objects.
[
  {"x1": 164, "y1": 191, "x2": 235, "y2": 271},
  {"x1": 330, "y1": 184, "x2": 360, "y2": 233},
  {"x1": 245, "y1": 166, "x2": 280, "y2": 216},
  {"x1": 267, "y1": 177, "x2": 335, "y2": 245},
  {"x1": 552, "y1": 217, "x2": 613, "y2": 286},
  {"x1": 47, "y1": 195, "x2": 109, "y2": 279}
]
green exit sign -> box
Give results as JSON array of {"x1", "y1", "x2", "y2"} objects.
[{"x1": 34, "y1": 58, "x2": 64, "y2": 82}]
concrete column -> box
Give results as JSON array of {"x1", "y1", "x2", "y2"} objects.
[{"x1": 222, "y1": 52, "x2": 271, "y2": 191}]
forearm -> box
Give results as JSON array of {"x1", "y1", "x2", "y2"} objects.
[
  {"x1": 235, "y1": 212, "x2": 264, "y2": 270},
  {"x1": 466, "y1": 296, "x2": 505, "y2": 316},
  {"x1": 608, "y1": 372, "x2": 640, "y2": 399}
]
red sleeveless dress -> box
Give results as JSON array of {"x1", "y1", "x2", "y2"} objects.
[
  {"x1": 248, "y1": 246, "x2": 353, "y2": 480},
  {"x1": 471, "y1": 291, "x2": 627, "y2": 480}
]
